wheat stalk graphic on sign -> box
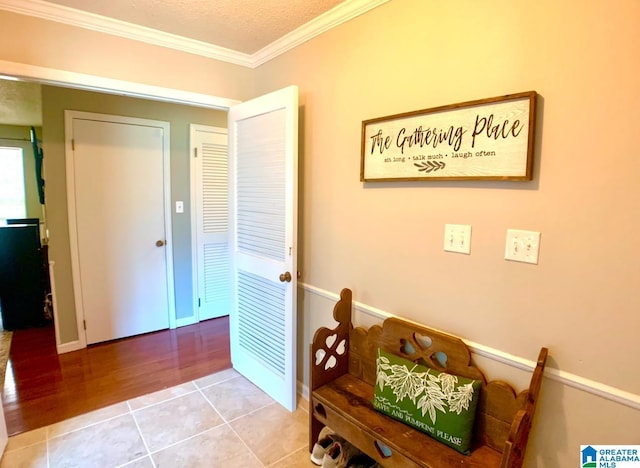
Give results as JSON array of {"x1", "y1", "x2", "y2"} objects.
[{"x1": 414, "y1": 161, "x2": 446, "y2": 173}]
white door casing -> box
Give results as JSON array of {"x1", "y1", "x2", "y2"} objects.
[
  {"x1": 66, "y1": 111, "x2": 176, "y2": 346},
  {"x1": 0, "y1": 406, "x2": 6, "y2": 459},
  {"x1": 229, "y1": 86, "x2": 298, "y2": 411},
  {"x1": 190, "y1": 125, "x2": 230, "y2": 323}
]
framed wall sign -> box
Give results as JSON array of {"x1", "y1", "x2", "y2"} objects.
[{"x1": 360, "y1": 91, "x2": 537, "y2": 182}]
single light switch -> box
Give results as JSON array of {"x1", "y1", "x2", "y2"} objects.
[{"x1": 175, "y1": 201, "x2": 184, "y2": 213}]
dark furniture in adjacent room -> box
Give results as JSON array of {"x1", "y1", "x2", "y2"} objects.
[{"x1": 0, "y1": 223, "x2": 47, "y2": 329}]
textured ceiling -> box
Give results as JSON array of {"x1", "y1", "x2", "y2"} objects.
[
  {"x1": 0, "y1": 80, "x2": 42, "y2": 126},
  {"x1": 43, "y1": 0, "x2": 346, "y2": 54}
]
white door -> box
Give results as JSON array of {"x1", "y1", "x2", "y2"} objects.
[
  {"x1": 190, "y1": 125, "x2": 230, "y2": 322},
  {"x1": 229, "y1": 86, "x2": 298, "y2": 411},
  {"x1": 66, "y1": 112, "x2": 175, "y2": 345}
]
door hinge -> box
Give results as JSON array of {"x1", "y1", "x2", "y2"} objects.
[
  {"x1": 198, "y1": 298, "x2": 201, "y2": 307},
  {"x1": 83, "y1": 319, "x2": 86, "y2": 330},
  {"x1": 72, "y1": 139, "x2": 75, "y2": 151},
  {"x1": 194, "y1": 147, "x2": 198, "y2": 158}
]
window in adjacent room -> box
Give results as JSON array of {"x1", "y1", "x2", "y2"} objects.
[{"x1": 0, "y1": 146, "x2": 27, "y2": 225}]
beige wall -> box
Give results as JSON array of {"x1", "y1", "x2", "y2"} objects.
[
  {"x1": 255, "y1": 0, "x2": 640, "y2": 466},
  {"x1": 0, "y1": 10, "x2": 254, "y2": 101},
  {"x1": 255, "y1": 0, "x2": 640, "y2": 390},
  {"x1": 41, "y1": 86, "x2": 227, "y2": 343}
]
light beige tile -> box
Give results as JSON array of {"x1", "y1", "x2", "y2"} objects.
[
  {"x1": 152, "y1": 425, "x2": 261, "y2": 468},
  {"x1": 128, "y1": 381, "x2": 197, "y2": 411},
  {"x1": 118, "y1": 455, "x2": 154, "y2": 467},
  {"x1": 201, "y1": 375, "x2": 274, "y2": 421},
  {"x1": 133, "y1": 391, "x2": 223, "y2": 452},
  {"x1": 194, "y1": 367, "x2": 240, "y2": 389},
  {"x1": 231, "y1": 402, "x2": 309, "y2": 466},
  {"x1": 48, "y1": 414, "x2": 147, "y2": 467},
  {"x1": 5, "y1": 427, "x2": 46, "y2": 452},
  {"x1": 0, "y1": 441, "x2": 47, "y2": 468},
  {"x1": 47, "y1": 401, "x2": 130, "y2": 438},
  {"x1": 269, "y1": 446, "x2": 318, "y2": 468}
]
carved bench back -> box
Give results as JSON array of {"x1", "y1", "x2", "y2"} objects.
[{"x1": 348, "y1": 317, "x2": 529, "y2": 453}]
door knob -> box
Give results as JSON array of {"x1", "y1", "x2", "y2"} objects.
[
  {"x1": 156, "y1": 240, "x2": 165, "y2": 247},
  {"x1": 279, "y1": 271, "x2": 292, "y2": 283}
]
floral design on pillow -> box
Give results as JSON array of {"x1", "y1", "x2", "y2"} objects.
[{"x1": 373, "y1": 348, "x2": 481, "y2": 454}]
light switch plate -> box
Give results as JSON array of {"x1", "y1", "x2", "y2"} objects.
[
  {"x1": 444, "y1": 224, "x2": 472, "y2": 254},
  {"x1": 505, "y1": 229, "x2": 540, "y2": 264},
  {"x1": 175, "y1": 201, "x2": 184, "y2": 213}
]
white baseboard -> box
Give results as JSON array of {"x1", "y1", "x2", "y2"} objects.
[
  {"x1": 298, "y1": 282, "x2": 640, "y2": 410},
  {"x1": 176, "y1": 316, "x2": 198, "y2": 328},
  {"x1": 298, "y1": 380, "x2": 309, "y2": 401},
  {"x1": 56, "y1": 340, "x2": 85, "y2": 354}
]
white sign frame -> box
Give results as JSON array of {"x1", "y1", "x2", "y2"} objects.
[{"x1": 360, "y1": 91, "x2": 537, "y2": 182}]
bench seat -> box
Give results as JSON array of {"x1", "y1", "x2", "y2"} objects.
[
  {"x1": 309, "y1": 288, "x2": 547, "y2": 468},
  {"x1": 312, "y1": 373, "x2": 503, "y2": 467}
]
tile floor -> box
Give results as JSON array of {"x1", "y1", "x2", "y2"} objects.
[{"x1": 1, "y1": 368, "x2": 318, "y2": 468}]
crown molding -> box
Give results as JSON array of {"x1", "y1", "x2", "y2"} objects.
[
  {"x1": 0, "y1": 0, "x2": 253, "y2": 67},
  {"x1": 251, "y1": 0, "x2": 390, "y2": 68},
  {"x1": 0, "y1": 0, "x2": 389, "y2": 68}
]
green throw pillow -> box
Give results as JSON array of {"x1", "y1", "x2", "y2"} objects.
[{"x1": 372, "y1": 348, "x2": 481, "y2": 454}]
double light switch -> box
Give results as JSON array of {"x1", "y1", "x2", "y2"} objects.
[
  {"x1": 444, "y1": 224, "x2": 472, "y2": 254},
  {"x1": 504, "y1": 229, "x2": 541, "y2": 264}
]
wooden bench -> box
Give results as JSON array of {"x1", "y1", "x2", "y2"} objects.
[{"x1": 309, "y1": 288, "x2": 548, "y2": 468}]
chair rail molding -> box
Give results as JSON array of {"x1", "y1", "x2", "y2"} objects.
[{"x1": 298, "y1": 282, "x2": 640, "y2": 410}]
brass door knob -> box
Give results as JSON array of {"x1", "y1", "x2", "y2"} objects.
[
  {"x1": 156, "y1": 240, "x2": 165, "y2": 247},
  {"x1": 279, "y1": 271, "x2": 292, "y2": 283}
]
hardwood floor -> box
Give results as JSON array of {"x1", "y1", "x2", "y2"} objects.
[{"x1": 2, "y1": 317, "x2": 231, "y2": 436}]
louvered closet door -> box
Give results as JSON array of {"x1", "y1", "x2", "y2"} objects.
[
  {"x1": 192, "y1": 125, "x2": 229, "y2": 321},
  {"x1": 229, "y1": 86, "x2": 298, "y2": 411}
]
